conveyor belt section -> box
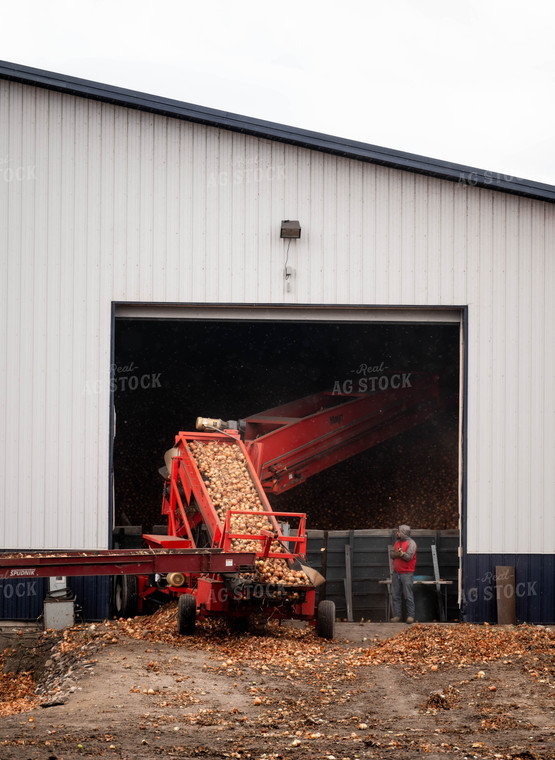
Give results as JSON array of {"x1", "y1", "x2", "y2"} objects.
[
  {"x1": 244, "y1": 372, "x2": 442, "y2": 493},
  {"x1": 0, "y1": 548, "x2": 256, "y2": 579}
]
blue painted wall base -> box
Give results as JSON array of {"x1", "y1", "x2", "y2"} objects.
[
  {"x1": 0, "y1": 576, "x2": 111, "y2": 623},
  {"x1": 463, "y1": 554, "x2": 554, "y2": 624},
  {"x1": 3, "y1": 553, "x2": 552, "y2": 625},
  {"x1": 69, "y1": 576, "x2": 111, "y2": 622}
]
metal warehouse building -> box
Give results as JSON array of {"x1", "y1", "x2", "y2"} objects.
[{"x1": 0, "y1": 60, "x2": 553, "y2": 624}]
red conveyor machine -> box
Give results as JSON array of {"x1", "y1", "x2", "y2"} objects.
[{"x1": 0, "y1": 371, "x2": 442, "y2": 639}]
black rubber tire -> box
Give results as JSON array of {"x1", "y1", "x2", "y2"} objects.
[
  {"x1": 316, "y1": 599, "x2": 336, "y2": 640},
  {"x1": 112, "y1": 575, "x2": 138, "y2": 618},
  {"x1": 177, "y1": 593, "x2": 197, "y2": 635}
]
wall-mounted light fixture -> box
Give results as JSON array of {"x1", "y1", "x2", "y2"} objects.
[{"x1": 280, "y1": 220, "x2": 301, "y2": 239}]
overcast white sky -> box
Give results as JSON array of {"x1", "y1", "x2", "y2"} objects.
[{"x1": 3, "y1": 0, "x2": 555, "y2": 185}]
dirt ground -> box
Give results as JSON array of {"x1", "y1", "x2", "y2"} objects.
[{"x1": 0, "y1": 612, "x2": 553, "y2": 760}]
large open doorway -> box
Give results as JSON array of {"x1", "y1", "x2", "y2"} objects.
[{"x1": 111, "y1": 305, "x2": 463, "y2": 620}]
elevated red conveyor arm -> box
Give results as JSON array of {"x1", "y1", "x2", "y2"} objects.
[{"x1": 244, "y1": 371, "x2": 442, "y2": 494}]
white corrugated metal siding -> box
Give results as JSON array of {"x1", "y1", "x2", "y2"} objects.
[{"x1": 1, "y1": 80, "x2": 554, "y2": 553}]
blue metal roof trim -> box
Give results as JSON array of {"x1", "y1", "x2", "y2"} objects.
[{"x1": 1, "y1": 59, "x2": 555, "y2": 204}]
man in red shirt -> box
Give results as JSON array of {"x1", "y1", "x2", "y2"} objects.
[{"x1": 389, "y1": 524, "x2": 417, "y2": 623}]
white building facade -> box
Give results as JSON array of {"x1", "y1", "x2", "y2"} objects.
[{"x1": 1, "y1": 61, "x2": 554, "y2": 623}]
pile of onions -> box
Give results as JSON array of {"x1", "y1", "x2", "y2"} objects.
[{"x1": 189, "y1": 441, "x2": 309, "y2": 587}]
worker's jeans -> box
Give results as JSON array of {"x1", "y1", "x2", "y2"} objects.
[{"x1": 392, "y1": 571, "x2": 415, "y2": 619}]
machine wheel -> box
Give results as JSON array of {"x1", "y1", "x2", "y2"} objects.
[
  {"x1": 316, "y1": 599, "x2": 336, "y2": 640},
  {"x1": 177, "y1": 593, "x2": 197, "y2": 635},
  {"x1": 112, "y1": 575, "x2": 138, "y2": 618}
]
